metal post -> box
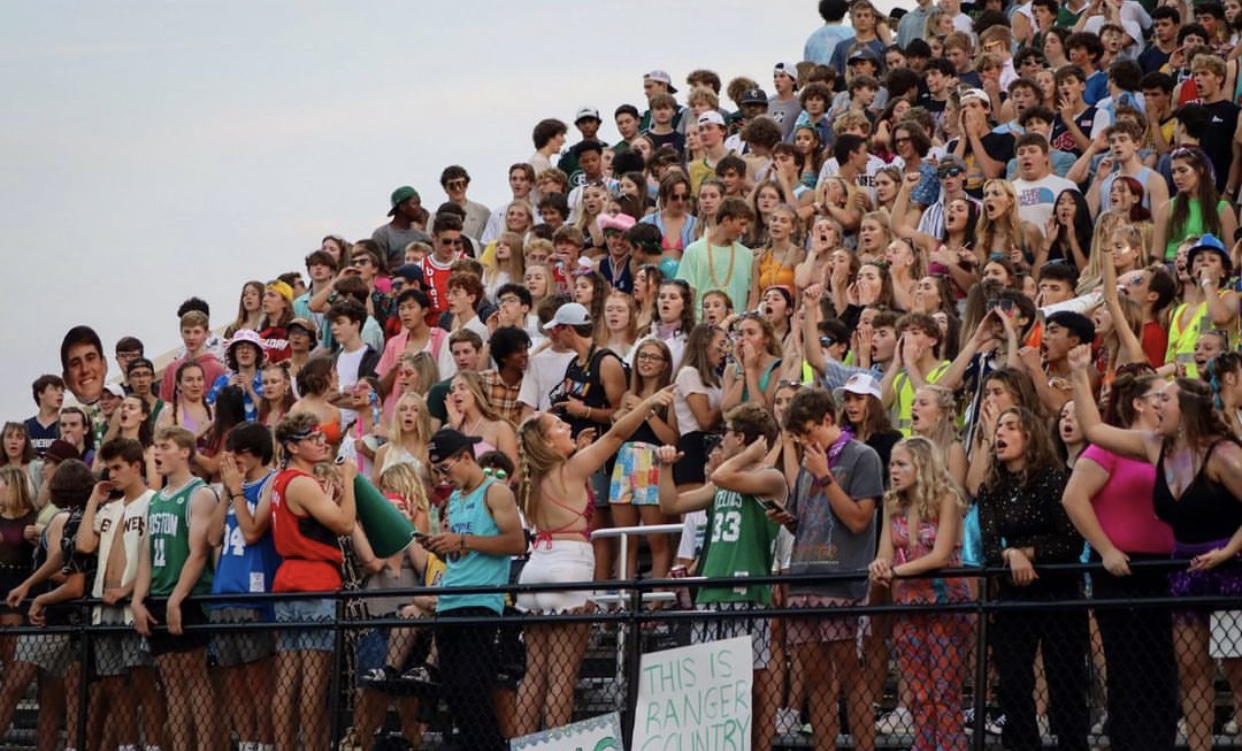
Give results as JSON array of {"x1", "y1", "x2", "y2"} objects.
[
  {"x1": 971, "y1": 578, "x2": 990, "y2": 751},
  {"x1": 76, "y1": 608, "x2": 90, "y2": 751},
  {"x1": 622, "y1": 559, "x2": 644, "y2": 751},
  {"x1": 327, "y1": 597, "x2": 346, "y2": 751}
]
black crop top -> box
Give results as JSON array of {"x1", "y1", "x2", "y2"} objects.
[{"x1": 1154, "y1": 441, "x2": 1242, "y2": 546}]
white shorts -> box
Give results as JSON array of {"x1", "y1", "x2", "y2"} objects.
[{"x1": 517, "y1": 540, "x2": 594, "y2": 613}]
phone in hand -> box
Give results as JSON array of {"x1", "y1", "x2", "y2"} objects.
[{"x1": 759, "y1": 497, "x2": 787, "y2": 514}]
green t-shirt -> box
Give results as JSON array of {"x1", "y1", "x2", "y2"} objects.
[
  {"x1": 696, "y1": 488, "x2": 780, "y2": 606},
  {"x1": 675, "y1": 237, "x2": 754, "y2": 318},
  {"x1": 148, "y1": 477, "x2": 213, "y2": 597}
]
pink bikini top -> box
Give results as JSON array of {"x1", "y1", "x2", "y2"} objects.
[{"x1": 532, "y1": 482, "x2": 594, "y2": 548}]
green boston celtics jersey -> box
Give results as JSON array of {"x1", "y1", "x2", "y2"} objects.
[
  {"x1": 147, "y1": 477, "x2": 213, "y2": 597},
  {"x1": 696, "y1": 488, "x2": 780, "y2": 606}
]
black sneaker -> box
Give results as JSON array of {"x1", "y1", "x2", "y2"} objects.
[
  {"x1": 362, "y1": 665, "x2": 401, "y2": 683},
  {"x1": 400, "y1": 664, "x2": 439, "y2": 686}
]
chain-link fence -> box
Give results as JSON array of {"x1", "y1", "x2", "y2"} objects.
[{"x1": 4, "y1": 560, "x2": 1242, "y2": 751}]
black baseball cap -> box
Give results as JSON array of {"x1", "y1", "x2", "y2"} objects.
[{"x1": 428, "y1": 429, "x2": 481, "y2": 465}]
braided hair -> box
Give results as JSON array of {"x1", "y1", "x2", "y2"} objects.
[{"x1": 516, "y1": 414, "x2": 566, "y2": 520}]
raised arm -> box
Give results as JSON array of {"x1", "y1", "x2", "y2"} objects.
[
  {"x1": 801, "y1": 289, "x2": 829, "y2": 377},
  {"x1": 568, "y1": 386, "x2": 676, "y2": 479},
  {"x1": 656, "y1": 445, "x2": 717, "y2": 515},
  {"x1": 710, "y1": 437, "x2": 788, "y2": 502},
  {"x1": 1100, "y1": 247, "x2": 1147, "y2": 365},
  {"x1": 1068, "y1": 344, "x2": 1160, "y2": 463},
  {"x1": 75, "y1": 482, "x2": 112, "y2": 554}
]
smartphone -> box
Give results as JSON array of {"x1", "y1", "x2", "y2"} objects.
[
  {"x1": 997, "y1": 299, "x2": 1015, "y2": 315},
  {"x1": 759, "y1": 497, "x2": 787, "y2": 514}
]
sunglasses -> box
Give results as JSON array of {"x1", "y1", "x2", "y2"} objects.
[
  {"x1": 482, "y1": 467, "x2": 508, "y2": 480},
  {"x1": 439, "y1": 237, "x2": 464, "y2": 247},
  {"x1": 295, "y1": 429, "x2": 326, "y2": 445},
  {"x1": 433, "y1": 455, "x2": 461, "y2": 476},
  {"x1": 938, "y1": 167, "x2": 964, "y2": 178}
]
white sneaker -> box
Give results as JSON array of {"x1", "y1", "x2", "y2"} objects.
[
  {"x1": 1090, "y1": 712, "x2": 1108, "y2": 736},
  {"x1": 876, "y1": 706, "x2": 915, "y2": 735},
  {"x1": 776, "y1": 707, "x2": 801, "y2": 735},
  {"x1": 985, "y1": 712, "x2": 1007, "y2": 736},
  {"x1": 1177, "y1": 717, "x2": 1188, "y2": 742},
  {"x1": 1225, "y1": 718, "x2": 1240, "y2": 735}
]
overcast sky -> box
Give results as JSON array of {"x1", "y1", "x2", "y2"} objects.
[{"x1": 1, "y1": 0, "x2": 834, "y2": 420}]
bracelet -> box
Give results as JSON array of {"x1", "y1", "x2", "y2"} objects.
[
  {"x1": 815, "y1": 473, "x2": 834, "y2": 488},
  {"x1": 586, "y1": 407, "x2": 592, "y2": 420},
  {"x1": 459, "y1": 535, "x2": 467, "y2": 553}
]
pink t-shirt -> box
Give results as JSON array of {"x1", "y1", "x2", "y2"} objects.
[
  {"x1": 159, "y1": 353, "x2": 228, "y2": 404},
  {"x1": 375, "y1": 327, "x2": 449, "y2": 420},
  {"x1": 1081, "y1": 444, "x2": 1174, "y2": 556}
]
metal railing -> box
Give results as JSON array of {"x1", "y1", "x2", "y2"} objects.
[{"x1": 3, "y1": 560, "x2": 1241, "y2": 750}]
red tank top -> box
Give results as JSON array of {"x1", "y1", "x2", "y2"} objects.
[{"x1": 270, "y1": 468, "x2": 343, "y2": 593}]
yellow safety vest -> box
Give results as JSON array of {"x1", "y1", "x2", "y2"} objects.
[{"x1": 891, "y1": 361, "x2": 952, "y2": 437}]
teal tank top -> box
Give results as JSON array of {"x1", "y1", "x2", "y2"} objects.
[{"x1": 438, "y1": 477, "x2": 508, "y2": 614}]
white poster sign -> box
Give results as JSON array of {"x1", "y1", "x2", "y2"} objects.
[{"x1": 631, "y1": 635, "x2": 753, "y2": 751}]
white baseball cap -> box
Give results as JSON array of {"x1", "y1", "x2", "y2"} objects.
[
  {"x1": 543, "y1": 303, "x2": 592, "y2": 332},
  {"x1": 697, "y1": 110, "x2": 726, "y2": 128},
  {"x1": 644, "y1": 69, "x2": 678, "y2": 94},
  {"x1": 773, "y1": 62, "x2": 799, "y2": 79},
  {"x1": 833, "y1": 373, "x2": 883, "y2": 402}
]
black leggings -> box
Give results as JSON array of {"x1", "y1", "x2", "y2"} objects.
[
  {"x1": 992, "y1": 576, "x2": 1090, "y2": 751},
  {"x1": 437, "y1": 608, "x2": 504, "y2": 751},
  {"x1": 1092, "y1": 553, "x2": 1179, "y2": 751}
]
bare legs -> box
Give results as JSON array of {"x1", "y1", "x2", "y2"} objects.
[
  {"x1": 154, "y1": 648, "x2": 220, "y2": 751},
  {"x1": 274, "y1": 649, "x2": 332, "y2": 751},
  {"x1": 1176, "y1": 622, "x2": 1215, "y2": 751},
  {"x1": 516, "y1": 619, "x2": 592, "y2": 734},
  {"x1": 798, "y1": 641, "x2": 875, "y2": 751}
]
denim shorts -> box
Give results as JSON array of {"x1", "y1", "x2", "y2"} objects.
[{"x1": 274, "y1": 598, "x2": 336, "y2": 653}]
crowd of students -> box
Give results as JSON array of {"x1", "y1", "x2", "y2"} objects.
[{"x1": 9, "y1": 0, "x2": 1242, "y2": 749}]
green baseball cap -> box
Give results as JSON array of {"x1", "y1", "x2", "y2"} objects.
[{"x1": 388, "y1": 185, "x2": 420, "y2": 216}]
